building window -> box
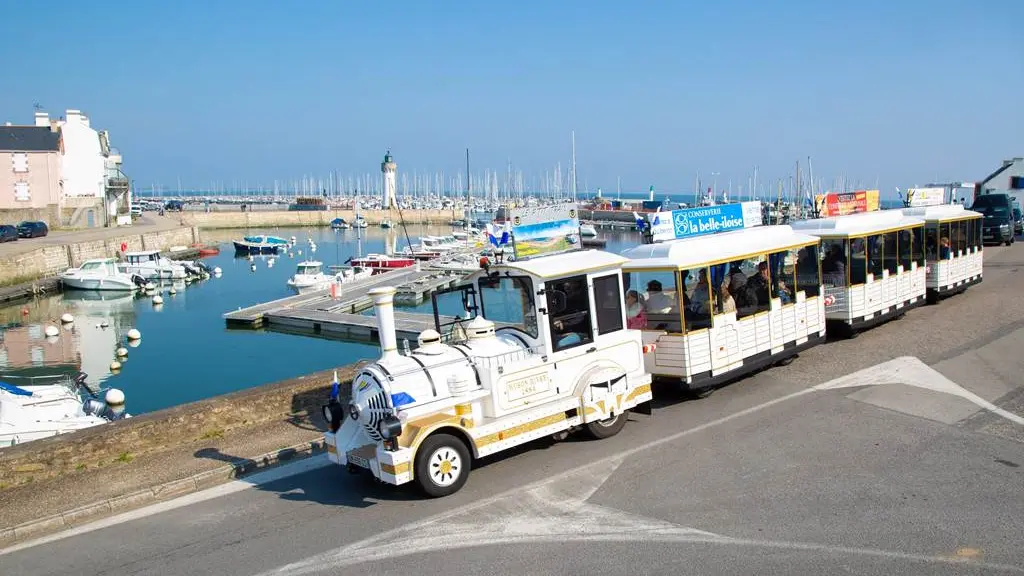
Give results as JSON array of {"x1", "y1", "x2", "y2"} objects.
[
  {"x1": 11, "y1": 153, "x2": 28, "y2": 173},
  {"x1": 14, "y1": 182, "x2": 30, "y2": 201}
]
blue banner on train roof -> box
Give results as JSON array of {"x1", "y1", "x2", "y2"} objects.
[{"x1": 647, "y1": 201, "x2": 762, "y2": 243}]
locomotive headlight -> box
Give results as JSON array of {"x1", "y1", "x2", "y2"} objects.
[
  {"x1": 348, "y1": 402, "x2": 361, "y2": 421},
  {"x1": 377, "y1": 415, "x2": 403, "y2": 440}
]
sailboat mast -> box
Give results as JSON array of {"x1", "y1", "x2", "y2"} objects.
[
  {"x1": 571, "y1": 131, "x2": 577, "y2": 204},
  {"x1": 465, "y1": 148, "x2": 471, "y2": 228}
]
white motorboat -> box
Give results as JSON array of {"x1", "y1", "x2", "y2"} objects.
[
  {"x1": 579, "y1": 223, "x2": 598, "y2": 238},
  {"x1": 354, "y1": 216, "x2": 369, "y2": 228},
  {"x1": 121, "y1": 250, "x2": 187, "y2": 280},
  {"x1": 431, "y1": 253, "x2": 481, "y2": 273},
  {"x1": 333, "y1": 265, "x2": 373, "y2": 284},
  {"x1": 286, "y1": 260, "x2": 331, "y2": 294},
  {"x1": 60, "y1": 258, "x2": 143, "y2": 291},
  {"x1": 0, "y1": 376, "x2": 128, "y2": 448}
]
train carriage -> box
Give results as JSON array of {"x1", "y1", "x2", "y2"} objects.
[
  {"x1": 900, "y1": 204, "x2": 984, "y2": 301},
  {"x1": 621, "y1": 225, "x2": 826, "y2": 395},
  {"x1": 790, "y1": 210, "x2": 927, "y2": 335}
]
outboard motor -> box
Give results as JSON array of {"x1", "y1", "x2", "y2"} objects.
[{"x1": 131, "y1": 274, "x2": 147, "y2": 287}]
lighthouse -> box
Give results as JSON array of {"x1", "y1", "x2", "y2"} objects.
[{"x1": 381, "y1": 150, "x2": 397, "y2": 209}]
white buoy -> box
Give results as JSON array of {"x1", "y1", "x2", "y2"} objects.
[
  {"x1": 110, "y1": 360, "x2": 122, "y2": 371},
  {"x1": 127, "y1": 328, "x2": 142, "y2": 340},
  {"x1": 100, "y1": 320, "x2": 110, "y2": 328},
  {"x1": 267, "y1": 260, "x2": 274, "y2": 268},
  {"x1": 105, "y1": 388, "x2": 125, "y2": 407},
  {"x1": 169, "y1": 287, "x2": 177, "y2": 295},
  {"x1": 250, "y1": 264, "x2": 256, "y2": 272},
  {"x1": 44, "y1": 325, "x2": 59, "y2": 337},
  {"x1": 60, "y1": 313, "x2": 74, "y2": 324},
  {"x1": 213, "y1": 267, "x2": 222, "y2": 275},
  {"x1": 127, "y1": 338, "x2": 140, "y2": 348},
  {"x1": 298, "y1": 249, "x2": 303, "y2": 256},
  {"x1": 116, "y1": 347, "x2": 128, "y2": 357},
  {"x1": 310, "y1": 245, "x2": 317, "y2": 252},
  {"x1": 248, "y1": 254, "x2": 254, "y2": 262},
  {"x1": 291, "y1": 236, "x2": 297, "y2": 243},
  {"x1": 152, "y1": 294, "x2": 164, "y2": 305},
  {"x1": 144, "y1": 282, "x2": 156, "y2": 291}
]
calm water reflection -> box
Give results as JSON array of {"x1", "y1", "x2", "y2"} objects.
[{"x1": 0, "y1": 225, "x2": 641, "y2": 414}]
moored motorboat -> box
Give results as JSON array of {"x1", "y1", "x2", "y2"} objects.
[
  {"x1": 233, "y1": 235, "x2": 289, "y2": 254},
  {"x1": 334, "y1": 265, "x2": 374, "y2": 284},
  {"x1": 0, "y1": 375, "x2": 129, "y2": 448},
  {"x1": 330, "y1": 218, "x2": 350, "y2": 230},
  {"x1": 60, "y1": 258, "x2": 144, "y2": 291},
  {"x1": 121, "y1": 250, "x2": 187, "y2": 280},
  {"x1": 286, "y1": 260, "x2": 331, "y2": 294},
  {"x1": 349, "y1": 253, "x2": 416, "y2": 271}
]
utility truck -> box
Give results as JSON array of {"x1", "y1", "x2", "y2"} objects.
[{"x1": 322, "y1": 205, "x2": 653, "y2": 497}]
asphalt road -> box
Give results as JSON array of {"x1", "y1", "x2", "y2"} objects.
[{"x1": 3, "y1": 244, "x2": 1024, "y2": 576}]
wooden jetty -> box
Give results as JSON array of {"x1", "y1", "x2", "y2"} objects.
[{"x1": 223, "y1": 265, "x2": 469, "y2": 330}]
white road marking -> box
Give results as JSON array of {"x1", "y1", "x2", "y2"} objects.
[
  {"x1": 0, "y1": 456, "x2": 333, "y2": 556},
  {"x1": 815, "y1": 356, "x2": 1024, "y2": 426}
]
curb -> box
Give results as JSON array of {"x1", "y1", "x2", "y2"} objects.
[{"x1": 0, "y1": 438, "x2": 326, "y2": 549}]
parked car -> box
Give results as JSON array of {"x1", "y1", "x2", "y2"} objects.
[
  {"x1": 1013, "y1": 207, "x2": 1023, "y2": 236},
  {"x1": 16, "y1": 221, "x2": 48, "y2": 238},
  {"x1": 165, "y1": 200, "x2": 184, "y2": 211},
  {"x1": 0, "y1": 224, "x2": 17, "y2": 242},
  {"x1": 130, "y1": 204, "x2": 143, "y2": 217},
  {"x1": 972, "y1": 193, "x2": 1015, "y2": 246}
]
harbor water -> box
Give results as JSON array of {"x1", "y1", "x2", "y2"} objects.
[{"x1": 0, "y1": 225, "x2": 639, "y2": 414}]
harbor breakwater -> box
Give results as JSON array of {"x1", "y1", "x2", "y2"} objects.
[
  {"x1": 0, "y1": 226, "x2": 200, "y2": 287},
  {"x1": 181, "y1": 208, "x2": 461, "y2": 229},
  {"x1": 0, "y1": 364, "x2": 360, "y2": 490}
]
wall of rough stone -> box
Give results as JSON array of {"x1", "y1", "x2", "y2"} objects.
[
  {"x1": 0, "y1": 226, "x2": 199, "y2": 286},
  {"x1": 0, "y1": 364, "x2": 361, "y2": 488},
  {"x1": 183, "y1": 209, "x2": 461, "y2": 229}
]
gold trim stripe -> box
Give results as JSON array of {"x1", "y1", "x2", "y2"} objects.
[
  {"x1": 475, "y1": 412, "x2": 567, "y2": 447},
  {"x1": 380, "y1": 461, "x2": 411, "y2": 476}
]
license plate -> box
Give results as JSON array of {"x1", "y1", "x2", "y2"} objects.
[{"x1": 348, "y1": 453, "x2": 369, "y2": 468}]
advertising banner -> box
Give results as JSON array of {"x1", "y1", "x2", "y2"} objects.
[
  {"x1": 905, "y1": 187, "x2": 946, "y2": 207},
  {"x1": 647, "y1": 201, "x2": 763, "y2": 243},
  {"x1": 814, "y1": 189, "x2": 880, "y2": 216},
  {"x1": 510, "y1": 204, "x2": 581, "y2": 261}
]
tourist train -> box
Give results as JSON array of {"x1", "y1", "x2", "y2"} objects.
[{"x1": 322, "y1": 201, "x2": 987, "y2": 498}]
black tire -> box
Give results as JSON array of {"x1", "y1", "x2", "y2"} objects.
[
  {"x1": 1006, "y1": 239, "x2": 1013, "y2": 246},
  {"x1": 414, "y1": 433, "x2": 471, "y2": 498},
  {"x1": 584, "y1": 410, "x2": 628, "y2": 439},
  {"x1": 688, "y1": 386, "x2": 716, "y2": 399}
]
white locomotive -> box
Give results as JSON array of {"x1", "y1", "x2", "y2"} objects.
[{"x1": 322, "y1": 249, "x2": 654, "y2": 497}]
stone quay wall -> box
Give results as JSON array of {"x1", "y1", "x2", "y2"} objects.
[{"x1": 183, "y1": 208, "x2": 461, "y2": 229}]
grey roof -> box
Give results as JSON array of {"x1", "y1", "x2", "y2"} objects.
[
  {"x1": 0, "y1": 126, "x2": 60, "y2": 152},
  {"x1": 979, "y1": 158, "x2": 1023, "y2": 188}
]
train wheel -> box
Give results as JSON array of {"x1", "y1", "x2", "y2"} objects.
[
  {"x1": 414, "y1": 433, "x2": 471, "y2": 498},
  {"x1": 584, "y1": 410, "x2": 628, "y2": 439}
]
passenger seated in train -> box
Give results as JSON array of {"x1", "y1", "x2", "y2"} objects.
[
  {"x1": 551, "y1": 319, "x2": 582, "y2": 347},
  {"x1": 939, "y1": 237, "x2": 951, "y2": 260},
  {"x1": 625, "y1": 289, "x2": 647, "y2": 329},
  {"x1": 746, "y1": 262, "x2": 771, "y2": 305},
  {"x1": 822, "y1": 245, "x2": 847, "y2": 286},
  {"x1": 644, "y1": 280, "x2": 677, "y2": 313},
  {"x1": 689, "y1": 270, "x2": 712, "y2": 315},
  {"x1": 719, "y1": 282, "x2": 737, "y2": 314},
  {"x1": 727, "y1": 262, "x2": 747, "y2": 294}
]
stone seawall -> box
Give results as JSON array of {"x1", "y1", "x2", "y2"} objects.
[
  {"x1": 0, "y1": 226, "x2": 199, "y2": 287},
  {"x1": 183, "y1": 208, "x2": 461, "y2": 229},
  {"x1": 0, "y1": 364, "x2": 361, "y2": 489}
]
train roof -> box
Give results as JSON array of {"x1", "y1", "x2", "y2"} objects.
[
  {"x1": 622, "y1": 225, "x2": 820, "y2": 270},
  {"x1": 901, "y1": 204, "x2": 982, "y2": 223},
  {"x1": 501, "y1": 249, "x2": 628, "y2": 279},
  {"x1": 789, "y1": 210, "x2": 925, "y2": 237}
]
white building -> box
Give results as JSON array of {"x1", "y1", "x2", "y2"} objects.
[{"x1": 381, "y1": 150, "x2": 397, "y2": 209}]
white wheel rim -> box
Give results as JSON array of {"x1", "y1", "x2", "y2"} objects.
[
  {"x1": 595, "y1": 412, "x2": 619, "y2": 427},
  {"x1": 427, "y1": 446, "x2": 462, "y2": 487}
]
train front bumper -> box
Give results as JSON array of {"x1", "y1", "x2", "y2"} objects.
[{"x1": 324, "y1": 421, "x2": 413, "y2": 486}]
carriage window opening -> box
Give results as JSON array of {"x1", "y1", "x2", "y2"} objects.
[
  {"x1": 898, "y1": 229, "x2": 912, "y2": 270},
  {"x1": 728, "y1": 255, "x2": 769, "y2": 318},
  {"x1": 820, "y1": 239, "x2": 847, "y2": 287},
  {"x1": 866, "y1": 234, "x2": 885, "y2": 278},
  {"x1": 974, "y1": 217, "x2": 982, "y2": 250},
  {"x1": 593, "y1": 274, "x2": 623, "y2": 335},
  {"x1": 796, "y1": 243, "x2": 821, "y2": 297},
  {"x1": 924, "y1": 226, "x2": 937, "y2": 261},
  {"x1": 912, "y1": 226, "x2": 924, "y2": 266},
  {"x1": 883, "y1": 232, "x2": 898, "y2": 275},
  {"x1": 769, "y1": 249, "x2": 796, "y2": 304},
  {"x1": 939, "y1": 223, "x2": 952, "y2": 260},
  {"x1": 849, "y1": 237, "x2": 867, "y2": 285},
  {"x1": 623, "y1": 269, "x2": 681, "y2": 332},
  {"x1": 682, "y1": 266, "x2": 712, "y2": 330},
  {"x1": 964, "y1": 219, "x2": 973, "y2": 252},
  {"x1": 546, "y1": 275, "x2": 594, "y2": 352}
]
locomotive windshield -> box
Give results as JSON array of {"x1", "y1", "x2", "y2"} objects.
[{"x1": 432, "y1": 275, "x2": 538, "y2": 340}]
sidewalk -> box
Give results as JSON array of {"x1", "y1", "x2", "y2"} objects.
[
  {"x1": 0, "y1": 418, "x2": 325, "y2": 545},
  {"x1": 0, "y1": 214, "x2": 191, "y2": 259}
]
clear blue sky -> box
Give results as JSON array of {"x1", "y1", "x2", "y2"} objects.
[{"x1": 1, "y1": 0, "x2": 1021, "y2": 195}]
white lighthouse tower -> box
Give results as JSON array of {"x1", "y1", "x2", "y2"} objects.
[{"x1": 381, "y1": 150, "x2": 397, "y2": 209}]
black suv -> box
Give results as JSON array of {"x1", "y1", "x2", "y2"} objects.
[
  {"x1": 0, "y1": 224, "x2": 17, "y2": 242},
  {"x1": 972, "y1": 194, "x2": 1015, "y2": 246},
  {"x1": 16, "y1": 221, "x2": 49, "y2": 238},
  {"x1": 1014, "y1": 207, "x2": 1023, "y2": 236}
]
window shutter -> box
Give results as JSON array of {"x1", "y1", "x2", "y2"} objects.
[
  {"x1": 12, "y1": 153, "x2": 29, "y2": 173},
  {"x1": 14, "y1": 182, "x2": 30, "y2": 201}
]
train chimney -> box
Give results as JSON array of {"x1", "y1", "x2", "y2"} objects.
[{"x1": 369, "y1": 286, "x2": 399, "y2": 361}]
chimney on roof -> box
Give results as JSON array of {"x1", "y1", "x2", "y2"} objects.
[
  {"x1": 65, "y1": 109, "x2": 88, "y2": 127},
  {"x1": 34, "y1": 111, "x2": 49, "y2": 127}
]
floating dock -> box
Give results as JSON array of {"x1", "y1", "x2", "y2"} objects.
[{"x1": 223, "y1": 265, "x2": 469, "y2": 331}]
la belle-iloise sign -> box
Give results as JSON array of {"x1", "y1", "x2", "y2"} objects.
[{"x1": 648, "y1": 201, "x2": 762, "y2": 243}]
